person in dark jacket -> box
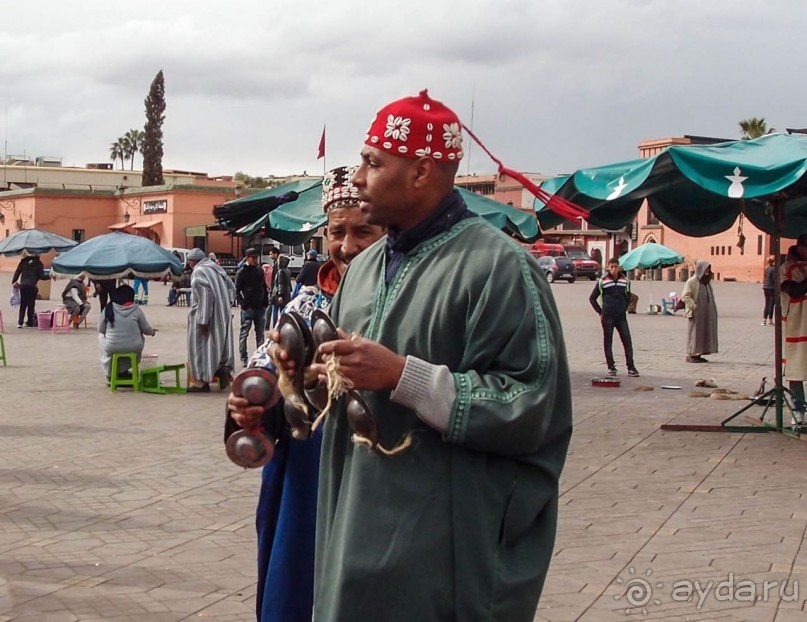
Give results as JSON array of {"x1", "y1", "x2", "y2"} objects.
[
  {"x1": 235, "y1": 247, "x2": 269, "y2": 366},
  {"x1": 92, "y1": 279, "x2": 117, "y2": 312},
  {"x1": 11, "y1": 253, "x2": 49, "y2": 328},
  {"x1": 589, "y1": 257, "x2": 639, "y2": 377},
  {"x1": 292, "y1": 249, "x2": 321, "y2": 297},
  {"x1": 762, "y1": 255, "x2": 776, "y2": 325},
  {"x1": 268, "y1": 254, "x2": 291, "y2": 328}
]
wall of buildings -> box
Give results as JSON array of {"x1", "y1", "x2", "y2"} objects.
[{"x1": 0, "y1": 185, "x2": 244, "y2": 273}]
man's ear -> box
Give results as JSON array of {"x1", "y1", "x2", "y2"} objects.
[{"x1": 411, "y1": 157, "x2": 436, "y2": 189}]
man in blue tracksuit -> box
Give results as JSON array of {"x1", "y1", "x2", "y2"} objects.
[{"x1": 589, "y1": 257, "x2": 639, "y2": 377}]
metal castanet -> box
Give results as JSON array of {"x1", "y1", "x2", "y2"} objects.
[
  {"x1": 277, "y1": 312, "x2": 315, "y2": 395},
  {"x1": 225, "y1": 429, "x2": 275, "y2": 469},
  {"x1": 311, "y1": 309, "x2": 339, "y2": 359},
  {"x1": 284, "y1": 400, "x2": 311, "y2": 440},
  {"x1": 232, "y1": 368, "x2": 280, "y2": 408},
  {"x1": 226, "y1": 367, "x2": 280, "y2": 469},
  {"x1": 346, "y1": 391, "x2": 378, "y2": 447}
]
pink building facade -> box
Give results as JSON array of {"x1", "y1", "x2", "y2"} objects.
[{"x1": 0, "y1": 185, "x2": 242, "y2": 273}]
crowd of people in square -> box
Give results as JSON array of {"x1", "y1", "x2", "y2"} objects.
[{"x1": 7, "y1": 89, "x2": 807, "y2": 622}]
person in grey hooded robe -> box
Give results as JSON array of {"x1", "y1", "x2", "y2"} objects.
[
  {"x1": 98, "y1": 284, "x2": 157, "y2": 380},
  {"x1": 681, "y1": 260, "x2": 718, "y2": 363}
]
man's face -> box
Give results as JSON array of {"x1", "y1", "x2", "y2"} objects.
[
  {"x1": 608, "y1": 262, "x2": 620, "y2": 276},
  {"x1": 352, "y1": 146, "x2": 415, "y2": 229},
  {"x1": 246, "y1": 254, "x2": 258, "y2": 266},
  {"x1": 326, "y1": 207, "x2": 385, "y2": 277},
  {"x1": 269, "y1": 251, "x2": 279, "y2": 262}
]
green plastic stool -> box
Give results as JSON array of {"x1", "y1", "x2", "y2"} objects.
[
  {"x1": 110, "y1": 353, "x2": 140, "y2": 392},
  {"x1": 141, "y1": 364, "x2": 187, "y2": 394},
  {"x1": 0, "y1": 334, "x2": 6, "y2": 367}
]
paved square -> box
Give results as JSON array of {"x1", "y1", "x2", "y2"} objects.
[{"x1": 1, "y1": 277, "x2": 804, "y2": 621}]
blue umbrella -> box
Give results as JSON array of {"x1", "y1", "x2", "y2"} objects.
[
  {"x1": 0, "y1": 228, "x2": 78, "y2": 256},
  {"x1": 618, "y1": 243, "x2": 684, "y2": 271},
  {"x1": 50, "y1": 232, "x2": 184, "y2": 279}
]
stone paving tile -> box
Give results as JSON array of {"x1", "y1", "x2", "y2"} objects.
[{"x1": 2, "y1": 279, "x2": 806, "y2": 620}]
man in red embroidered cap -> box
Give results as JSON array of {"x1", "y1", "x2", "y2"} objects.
[{"x1": 309, "y1": 90, "x2": 572, "y2": 621}]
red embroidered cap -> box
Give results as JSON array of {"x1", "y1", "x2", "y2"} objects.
[
  {"x1": 364, "y1": 89, "x2": 463, "y2": 162},
  {"x1": 322, "y1": 165, "x2": 360, "y2": 213}
]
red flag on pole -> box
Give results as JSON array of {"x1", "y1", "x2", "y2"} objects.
[{"x1": 317, "y1": 125, "x2": 326, "y2": 160}]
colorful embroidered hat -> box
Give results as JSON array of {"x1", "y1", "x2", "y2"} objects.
[
  {"x1": 364, "y1": 89, "x2": 463, "y2": 162},
  {"x1": 322, "y1": 165, "x2": 360, "y2": 212}
]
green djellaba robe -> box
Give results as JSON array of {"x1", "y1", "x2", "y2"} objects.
[{"x1": 315, "y1": 217, "x2": 573, "y2": 622}]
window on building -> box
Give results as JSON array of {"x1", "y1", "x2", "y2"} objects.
[
  {"x1": 72, "y1": 229, "x2": 85, "y2": 243},
  {"x1": 728, "y1": 246, "x2": 732, "y2": 255},
  {"x1": 758, "y1": 235, "x2": 763, "y2": 255},
  {"x1": 710, "y1": 246, "x2": 714, "y2": 255},
  {"x1": 721, "y1": 246, "x2": 725, "y2": 255},
  {"x1": 647, "y1": 209, "x2": 659, "y2": 226},
  {"x1": 559, "y1": 218, "x2": 583, "y2": 231}
]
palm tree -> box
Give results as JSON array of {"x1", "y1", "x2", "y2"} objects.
[
  {"x1": 109, "y1": 139, "x2": 126, "y2": 170},
  {"x1": 739, "y1": 117, "x2": 775, "y2": 140},
  {"x1": 124, "y1": 128, "x2": 146, "y2": 170}
]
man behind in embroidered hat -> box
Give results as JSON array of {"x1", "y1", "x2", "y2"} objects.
[
  {"x1": 225, "y1": 166, "x2": 385, "y2": 622},
  {"x1": 304, "y1": 90, "x2": 572, "y2": 621}
]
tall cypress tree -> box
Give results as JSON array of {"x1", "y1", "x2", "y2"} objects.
[{"x1": 142, "y1": 70, "x2": 166, "y2": 186}]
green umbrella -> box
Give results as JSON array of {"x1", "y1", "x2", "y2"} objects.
[
  {"x1": 51, "y1": 232, "x2": 183, "y2": 279},
  {"x1": 0, "y1": 228, "x2": 78, "y2": 256},
  {"x1": 618, "y1": 243, "x2": 683, "y2": 271}
]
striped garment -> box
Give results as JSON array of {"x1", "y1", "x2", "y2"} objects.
[{"x1": 187, "y1": 258, "x2": 236, "y2": 383}]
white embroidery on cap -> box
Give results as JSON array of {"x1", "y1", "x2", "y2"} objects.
[
  {"x1": 383, "y1": 141, "x2": 393, "y2": 149},
  {"x1": 370, "y1": 136, "x2": 379, "y2": 144},
  {"x1": 443, "y1": 123, "x2": 462, "y2": 149},
  {"x1": 398, "y1": 146, "x2": 408, "y2": 154},
  {"x1": 426, "y1": 134, "x2": 432, "y2": 142},
  {"x1": 433, "y1": 152, "x2": 443, "y2": 159},
  {"x1": 384, "y1": 115, "x2": 411, "y2": 141},
  {"x1": 424, "y1": 104, "x2": 431, "y2": 111},
  {"x1": 415, "y1": 147, "x2": 432, "y2": 156},
  {"x1": 427, "y1": 123, "x2": 433, "y2": 131}
]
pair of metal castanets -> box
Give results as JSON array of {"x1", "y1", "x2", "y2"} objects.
[{"x1": 226, "y1": 309, "x2": 405, "y2": 469}]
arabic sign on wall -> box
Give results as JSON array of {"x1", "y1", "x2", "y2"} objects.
[{"x1": 143, "y1": 200, "x2": 168, "y2": 215}]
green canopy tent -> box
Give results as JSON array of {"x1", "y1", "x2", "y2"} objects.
[
  {"x1": 535, "y1": 132, "x2": 807, "y2": 435},
  {"x1": 213, "y1": 179, "x2": 323, "y2": 239},
  {"x1": 536, "y1": 133, "x2": 807, "y2": 238},
  {"x1": 222, "y1": 182, "x2": 540, "y2": 244},
  {"x1": 456, "y1": 187, "x2": 539, "y2": 242}
]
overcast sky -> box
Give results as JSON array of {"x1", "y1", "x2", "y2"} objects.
[{"x1": 2, "y1": 0, "x2": 804, "y2": 178}]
